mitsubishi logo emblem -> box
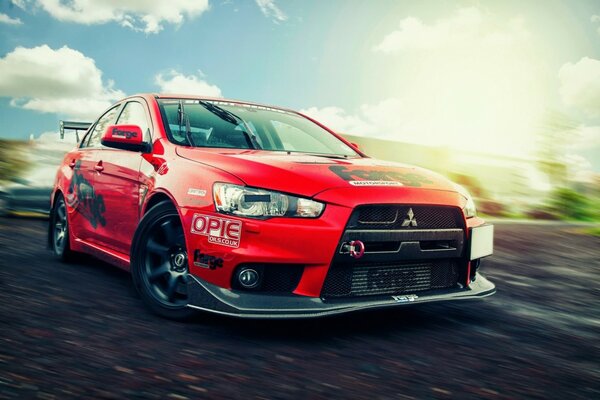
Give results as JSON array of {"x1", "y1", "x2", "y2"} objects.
[{"x1": 402, "y1": 208, "x2": 418, "y2": 227}]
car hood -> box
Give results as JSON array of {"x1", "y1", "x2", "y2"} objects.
[{"x1": 176, "y1": 148, "x2": 459, "y2": 198}]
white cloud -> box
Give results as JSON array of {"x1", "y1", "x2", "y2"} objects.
[
  {"x1": 0, "y1": 13, "x2": 22, "y2": 25},
  {"x1": 17, "y1": 132, "x2": 78, "y2": 178},
  {"x1": 0, "y1": 45, "x2": 124, "y2": 119},
  {"x1": 299, "y1": 106, "x2": 370, "y2": 135},
  {"x1": 562, "y1": 125, "x2": 600, "y2": 155},
  {"x1": 11, "y1": 0, "x2": 27, "y2": 9},
  {"x1": 577, "y1": 125, "x2": 600, "y2": 147},
  {"x1": 155, "y1": 70, "x2": 223, "y2": 97},
  {"x1": 593, "y1": 15, "x2": 600, "y2": 35},
  {"x1": 374, "y1": 7, "x2": 528, "y2": 53},
  {"x1": 302, "y1": 89, "x2": 543, "y2": 156},
  {"x1": 302, "y1": 99, "x2": 420, "y2": 143},
  {"x1": 353, "y1": 7, "x2": 548, "y2": 157},
  {"x1": 255, "y1": 0, "x2": 287, "y2": 23},
  {"x1": 13, "y1": 0, "x2": 209, "y2": 33},
  {"x1": 559, "y1": 57, "x2": 600, "y2": 117},
  {"x1": 31, "y1": 131, "x2": 78, "y2": 155}
]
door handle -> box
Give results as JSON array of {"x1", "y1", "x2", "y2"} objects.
[
  {"x1": 69, "y1": 160, "x2": 76, "y2": 169},
  {"x1": 94, "y1": 161, "x2": 104, "y2": 172}
]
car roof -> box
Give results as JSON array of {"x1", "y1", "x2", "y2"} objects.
[{"x1": 129, "y1": 93, "x2": 300, "y2": 115}]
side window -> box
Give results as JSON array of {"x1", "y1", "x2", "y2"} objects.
[
  {"x1": 85, "y1": 105, "x2": 121, "y2": 148},
  {"x1": 79, "y1": 126, "x2": 94, "y2": 148},
  {"x1": 116, "y1": 101, "x2": 151, "y2": 141}
]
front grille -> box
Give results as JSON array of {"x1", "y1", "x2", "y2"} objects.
[
  {"x1": 349, "y1": 205, "x2": 463, "y2": 230},
  {"x1": 322, "y1": 204, "x2": 467, "y2": 299},
  {"x1": 232, "y1": 264, "x2": 304, "y2": 293},
  {"x1": 321, "y1": 261, "x2": 459, "y2": 298}
]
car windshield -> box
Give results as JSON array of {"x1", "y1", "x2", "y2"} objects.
[{"x1": 157, "y1": 99, "x2": 359, "y2": 157}]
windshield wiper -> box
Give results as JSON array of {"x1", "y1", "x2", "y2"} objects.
[
  {"x1": 177, "y1": 100, "x2": 195, "y2": 146},
  {"x1": 286, "y1": 151, "x2": 349, "y2": 159},
  {"x1": 198, "y1": 101, "x2": 261, "y2": 149}
]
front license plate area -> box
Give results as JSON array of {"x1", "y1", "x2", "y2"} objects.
[
  {"x1": 469, "y1": 224, "x2": 494, "y2": 260},
  {"x1": 352, "y1": 264, "x2": 432, "y2": 296},
  {"x1": 321, "y1": 261, "x2": 460, "y2": 299}
]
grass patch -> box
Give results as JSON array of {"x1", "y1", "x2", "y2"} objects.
[{"x1": 584, "y1": 227, "x2": 600, "y2": 237}]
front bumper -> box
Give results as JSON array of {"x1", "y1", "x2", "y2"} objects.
[{"x1": 185, "y1": 272, "x2": 496, "y2": 319}]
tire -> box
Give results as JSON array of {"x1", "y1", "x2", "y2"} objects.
[
  {"x1": 50, "y1": 194, "x2": 75, "y2": 261},
  {"x1": 131, "y1": 201, "x2": 196, "y2": 320}
]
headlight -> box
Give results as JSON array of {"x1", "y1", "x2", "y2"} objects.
[
  {"x1": 455, "y1": 184, "x2": 477, "y2": 218},
  {"x1": 464, "y1": 195, "x2": 477, "y2": 218},
  {"x1": 213, "y1": 183, "x2": 325, "y2": 218}
]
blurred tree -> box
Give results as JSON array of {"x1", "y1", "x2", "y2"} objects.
[
  {"x1": 449, "y1": 172, "x2": 486, "y2": 198},
  {"x1": 536, "y1": 110, "x2": 579, "y2": 186},
  {"x1": 0, "y1": 140, "x2": 30, "y2": 183}
]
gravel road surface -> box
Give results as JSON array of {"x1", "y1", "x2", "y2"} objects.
[{"x1": 0, "y1": 217, "x2": 598, "y2": 399}]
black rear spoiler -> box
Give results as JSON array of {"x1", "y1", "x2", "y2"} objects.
[{"x1": 60, "y1": 120, "x2": 92, "y2": 141}]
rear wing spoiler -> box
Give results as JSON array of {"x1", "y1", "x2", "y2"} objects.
[{"x1": 60, "y1": 120, "x2": 92, "y2": 141}]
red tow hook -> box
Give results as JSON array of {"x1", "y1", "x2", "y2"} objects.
[{"x1": 348, "y1": 240, "x2": 365, "y2": 259}]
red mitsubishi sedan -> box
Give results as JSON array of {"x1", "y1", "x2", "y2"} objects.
[{"x1": 50, "y1": 94, "x2": 495, "y2": 319}]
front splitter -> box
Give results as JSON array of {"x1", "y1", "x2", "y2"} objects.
[{"x1": 185, "y1": 273, "x2": 496, "y2": 319}]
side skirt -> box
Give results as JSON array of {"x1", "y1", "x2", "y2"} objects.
[{"x1": 72, "y1": 238, "x2": 131, "y2": 271}]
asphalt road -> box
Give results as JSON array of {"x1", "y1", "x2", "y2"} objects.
[{"x1": 0, "y1": 217, "x2": 598, "y2": 399}]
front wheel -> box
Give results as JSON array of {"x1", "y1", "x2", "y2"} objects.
[{"x1": 131, "y1": 202, "x2": 196, "y2": 320}]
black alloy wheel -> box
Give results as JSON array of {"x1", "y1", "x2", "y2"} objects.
[{"x1": 131, "y1": 202, "x2": 196, "y2": 320}]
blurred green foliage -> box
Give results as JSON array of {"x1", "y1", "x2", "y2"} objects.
[
  {"x1": 535, "y1": 110, "x2": 578, "y2": 187},
  {"x1": 0, "y1": 140, "x2": 30, "y2": 182},
  {"x1": 548, "y1": 187, "x2": 598, "y2": 221},
  {"x1": 584, "y1": 227, "x2": 600, "y2": 237}
]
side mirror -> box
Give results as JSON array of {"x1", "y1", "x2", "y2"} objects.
[
  {"x1": 101, "y1": 125, "x2": 150, "y2": 153},
  {"x1": 350, "y1": 142, "x2": 361, "y2": 151}
]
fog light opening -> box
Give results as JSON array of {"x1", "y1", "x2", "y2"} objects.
[{"x1": 238, "y1": 268, "x2": 260, "y2": 289}]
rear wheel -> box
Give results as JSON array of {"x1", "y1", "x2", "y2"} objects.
[
  {"x1": 51, "y1": 194, "x2": 74, "y2": 261},
  {"x1": 131, "y1": 202, "x2": 196, "y2": 320}
]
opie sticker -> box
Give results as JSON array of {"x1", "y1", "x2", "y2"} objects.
[{"x1": 191, "y1": 214, "x2": 242, "y2": 248}]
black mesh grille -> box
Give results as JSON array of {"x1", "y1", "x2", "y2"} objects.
[
  {"x1": 321, "y1": 261, "x2": 459, "y2": 298},
  {"x1": 350, "y1": 205, "x2": 463, "y2": 230},
  {"x1": 232, "y1": 264, "x2": 304, "y2": 293}
]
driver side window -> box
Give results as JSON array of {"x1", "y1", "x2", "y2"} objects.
[
  {"x1": 116, "y1": 101, "x2": 151, "y2": 142},
  {"x1": 83, "y1": 105, "x2": 121, "y2": 148}
]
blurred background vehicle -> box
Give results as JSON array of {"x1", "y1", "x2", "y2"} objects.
[
  {"x1": 0, "y1": 175, "x2": 52, "y2": 216},
  {"x1": 0, "y1": 135, "x2": 76, "y2": 217}
]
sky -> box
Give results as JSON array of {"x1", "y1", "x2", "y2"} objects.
[{"x1": 0, "y1": 0, "x2": 599, "y2": 174}]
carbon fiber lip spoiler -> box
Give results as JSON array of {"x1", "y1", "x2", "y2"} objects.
[
  {"x1": 185, "y1": 273, "x2": 496, "y2": 319},
  {"x1": 60, "y1": 120, "x2": 92, "y2": 140}
]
